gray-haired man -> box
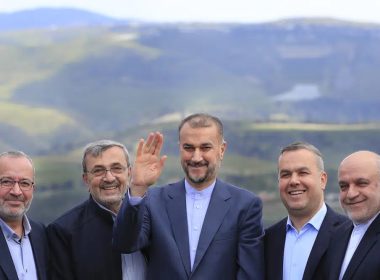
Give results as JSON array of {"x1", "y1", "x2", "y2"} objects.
[{"x1": 47, "y1": 140, "x2": 146, "y2": 280}]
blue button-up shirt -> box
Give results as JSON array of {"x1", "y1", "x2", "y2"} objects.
[
  {"x1": 185, "y1": 179, "x2": 215, "y2": 270},
  {"x1": 0, "y1": 215, "x2": 38, "y2": 280},
  {"x1": 283, "y1": 203, "x2": 327, "y2": 280}
]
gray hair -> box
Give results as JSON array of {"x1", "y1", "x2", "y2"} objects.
[
  {"x1": 279, "y1": 141, "x2": 324, "y2": 171},
  {"x1": 82, "y1": 140, "x2": 130, "y2": 173},
  {"x1": 0, "y1": 150, "x2": 35, "y2": 176}
]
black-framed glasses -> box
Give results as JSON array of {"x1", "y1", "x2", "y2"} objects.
[
  {"x1": 87, "y1": 166, "x2": 128, "y2": 177},
  {"x1": 0, "y1": 177, "x2": 34, "y2": 191}
]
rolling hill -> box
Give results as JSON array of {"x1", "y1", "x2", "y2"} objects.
[{"x1": 1, "y1": 8, "x2": 380, "y2": 224}]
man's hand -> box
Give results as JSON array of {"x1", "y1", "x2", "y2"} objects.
[{"x1": 130, "y1": 132, "x2": 167, "y2": 197}]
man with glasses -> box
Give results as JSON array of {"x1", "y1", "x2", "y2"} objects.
[
  {"x1": 0, "y1": 151, "x2": 49, "y2": 279},
  {"x1": 47, "y1": 140, "x2": 146, "y2": 279}
]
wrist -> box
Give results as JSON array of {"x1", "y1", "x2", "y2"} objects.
[{"x1": 129, "y1": 185, "x2": 147, "y2": 197}]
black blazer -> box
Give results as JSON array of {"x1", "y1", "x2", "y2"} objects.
[
  {"x1": 47, "y1": 196, "x2": 123, "y2": 280},
  {"x1": 320, "y1": 213, "x2": 380, "y2": 280},
  {"x1": 264, "y1": 205, "x2": 348, "y2": 280},
  {"x1": 113, "y1": 179, "x2": 265, "y2": 280},
  {"x1": 0, "y1": 219, "x2": 49, "y2": 280}
]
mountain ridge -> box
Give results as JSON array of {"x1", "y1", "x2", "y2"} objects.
[
  {"x1": 1, "y1": 9, "x2": 380, "y2": 154},
  {"x1": 0, "y1": 7, "x2": 129, "y2": 31}
]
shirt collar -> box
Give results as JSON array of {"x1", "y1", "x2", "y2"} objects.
[
  {"x1": 92, "y1": 197, "x2": 117, "y2": 219},
  {"x1": 184, "y1": 179, "x2": 215, "y2": 198},
  {"x1": 0, "y1": 215, "x2": 32, "y2": 240},
  {"x1": 286, "y1": 203, "x2": 327, "y2": 231}
]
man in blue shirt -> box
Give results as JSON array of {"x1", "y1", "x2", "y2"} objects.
[
  {"x1": 264, "y1": 142, "x2": 348, "y2": 280},
  {"x1": 0, "y1": 151, "x2": 49, "y2": 280},
  {"x1": 113, "y1": 113, "x2": 265, "y2": 279}
]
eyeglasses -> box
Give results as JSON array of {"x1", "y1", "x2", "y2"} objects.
[
  {"x1": 0, "y1": 177, "x2": 34, "y2": 191},
  {"x1": 87, "y1": 166, "x2": 128, "y2": 177}
]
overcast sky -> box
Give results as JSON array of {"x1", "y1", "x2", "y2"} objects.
[{"x1": 1, "y1": 0, "x2": 380, "y2": 23}]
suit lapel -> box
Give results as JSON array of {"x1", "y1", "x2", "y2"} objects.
[
  {"x1": 192, "y1": 180, "x2": 231, "y2": 272},
  {"x1": 303, "y1": 207, "x2": 337, "y2": 280},
  {"x1": 165, "y1": 181, "x2": 192, "y2": 277},
  {"x1": 343, "y1": 215, "x2": 380, "y2": 280},
  {"x1": 325, "y1": 222, "x2": 353, "y2": 280},
  {"x1": 273, "y1": 220, "x2": 287, "y2": 280},
  {"x1": 0, "y1": 228, "x2": 18, "y2": 280},
  {"x1": 29, "y1": 222, "x2": 46, "y2": 280}
]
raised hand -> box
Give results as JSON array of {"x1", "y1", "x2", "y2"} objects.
[{"x1": 130, "y1": 132, "x2": 167, "y2": 197}]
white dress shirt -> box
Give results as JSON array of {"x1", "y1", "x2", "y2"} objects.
[{"x1": 339, "y1": 212, "x2": 380, "y2": 280}]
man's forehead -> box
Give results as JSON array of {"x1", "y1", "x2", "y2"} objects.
[{"x1": 279, "y1": 150, "x2": 316, "y2": 164}]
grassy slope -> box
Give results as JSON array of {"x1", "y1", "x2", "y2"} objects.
[{"x1": 26, "y1": 122, "x2": 380, "y2": 225}]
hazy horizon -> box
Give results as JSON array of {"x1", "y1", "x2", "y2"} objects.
[{"x1": 1, "y1": 0, "x2": 380, "y2": 24}]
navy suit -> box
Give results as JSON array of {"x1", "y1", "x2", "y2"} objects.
[
  {"x1": 264, "y1": 205, "x2": 348, "y2": 280},
  {"x1": 113, "y1": 179, "x2": 264, "y2": 280},
  {"x1": 0, "y1": 220, "x2": 49, "y2": 280},
  {"x1": 320, "y1": 213, "x2": 380, "y2": 280},
  {"x1": 47, "y1": 196, "x2": 123, "y2": 280}
]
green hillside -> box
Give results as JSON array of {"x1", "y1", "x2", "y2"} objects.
[
  {"x1": 26, "y1": 121, "x2": 380, "y2": 226},
  {"x1": 2, "y1": 21, "x2": 378, "y2": 138},
  {"x1": 1, "y1": 20, "x2": 380, "y2": 226}
]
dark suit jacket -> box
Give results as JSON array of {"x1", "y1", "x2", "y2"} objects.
[
  {"x1": 320, "y1": 213, "x2": 380, "y2": 280},
  {"x1": 0, "y1": 219, "x2": 49, "y2": 280},
  {"x1": 47, "y1": 196, "x2": 123, "y2": 280},
  {"x1": 113, "y1": 179, "x2": 264, "y2": 280},
  {"x1": 264, "y1": 205, "x2": 348, "y2": 280}
]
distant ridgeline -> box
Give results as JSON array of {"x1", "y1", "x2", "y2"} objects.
[
  {"x1": 1, "y1": 8, "x2": 380, "y2": 224},
  {"x1": 28, "y1": 121, "x2": 380, "y2": 225}
]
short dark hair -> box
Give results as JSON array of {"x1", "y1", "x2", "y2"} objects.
[
  {"x1": 82, "y1": 140, "x2": 130, "y2": 173},
  {"x1": 178, "y1": 113, "x2": 224, "y2": 142},
  {"x1": 279, "y1": 141, "x2": 324, "y2": 171}
]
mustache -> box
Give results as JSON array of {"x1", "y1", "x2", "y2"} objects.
[
  {"x1": 187, "y1": 161, "x2": 208, "y2": 167},
  {"x1": 100, "y1": 181, "x2": 119, "y2": 189},
  {"x1": 4, "y1": 195, "x2": 25, "y2": 201}
]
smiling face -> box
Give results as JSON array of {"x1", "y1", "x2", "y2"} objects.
[
  {"x1": 83, "y1": 146, "x2": 131, "y2": 213},
  {"x1": 338, "y1": 151, "x2": 380, "y2": 224},
  {"x1": 278, "y1": 149, "x2": 326, "y2": 223},
  {"x1": 179, "y1": 122, "x2": 226, "y2": 190},
  {"x1": 0, "y1": 156, "x2": 34, "y2": 222}
]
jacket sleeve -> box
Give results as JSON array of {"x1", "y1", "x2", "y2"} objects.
[
  {"x1": 113, "y1": 195, "x2": 151, "y2": 254},
  {"x1": 237, "y1": 196, "x2": 265, "y2": 280},
  {"x1": 46, "y1": 222, "x2": 75, "y2": 280}
]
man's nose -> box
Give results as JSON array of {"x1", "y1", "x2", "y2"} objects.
[{"x1": 192, "y1": 149, "x2": 203, "y2": 162}]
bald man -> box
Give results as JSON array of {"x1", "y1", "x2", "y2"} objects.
[{"x1": 320, "y1": 151, "x2": 380, "y2": 280}]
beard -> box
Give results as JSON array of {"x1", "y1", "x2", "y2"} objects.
[
  {"x1": 182, "y1": 160, "x2": 216, "y2": 185},
  {"x1": 90, "y1": 180, "x2": 127, "y2": 212},
  {"x1": 0, "y1": 195, "x2": 32, "y2": 221}
]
